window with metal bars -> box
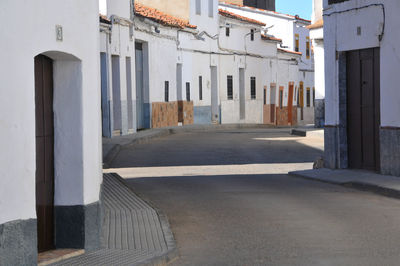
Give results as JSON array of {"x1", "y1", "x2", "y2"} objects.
[
  {"x1": 186, "y1": 82, "x2": 191, "y2": 101},
  {"x1": 165, "y1": 81, "x2": 169, "y2": 102},
  {"x1": 251, "y1": 77, "x2": 256, "y2": 99},
  {"x1": 199, "y1": 76, "x2": 203, "y2": 101},
  {"x1": 306, "y1": 88, "x2": 311, "y2": 107},
  {"x1": 227, "y1": 75, "x2": 233, "y2": 100},
  {"x1": 250, "y1": 29, "x2": 255, "y2": 41}
]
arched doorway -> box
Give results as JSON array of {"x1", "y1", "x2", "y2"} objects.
[{"x1": 35, "y1": 54, "x2": 55, "y2": 252}]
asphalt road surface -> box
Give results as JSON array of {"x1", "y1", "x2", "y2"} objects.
[{"x1": 109, "y1": 128, "x2": 400, "y2": 266}]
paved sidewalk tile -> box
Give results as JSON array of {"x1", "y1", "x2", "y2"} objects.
[
  {"x1": 51, "y1": 173, "x2": 176, "y2": 266},
  {"x1": 290, "y1": 168, "x2": 400, "y2": 198}
]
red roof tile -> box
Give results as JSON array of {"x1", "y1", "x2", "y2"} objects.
[
  {"x1": 99, "y1": 14, "x2": 111, "y2": 24},
  {"x1": 278, "y1": 48, "x2": 302, "y2": 55},
  {"x1": 219, "y1": 9, "x2": 266, "y2": 26},
  {"x1": 261, "y1": 34, "x2": 282, "y2": 42},
  {"x1": 134, "y1": 3, "x2": 197, "y2": 29},
  {"x1": 220, "y1": 1, "x2": 311, "y2": 24}
]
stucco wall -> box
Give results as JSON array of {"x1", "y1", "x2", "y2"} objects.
[
  {"x1": 323, "y1": 0, "x2": 399, "y2": 127},
  {"x1": 0, "y1": 0, "x2": 101, "y2": 224}
]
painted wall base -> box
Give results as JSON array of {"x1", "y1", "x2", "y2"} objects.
[
  {"x1": 194, "y1": 106, "x2": 212, "y2": 124},
  {"x1": 55, "y1": 201, "x2": 101, "y2": 251},
  {"x1": 380, "y1": 128, "x2": 400, "y2": 176},
  {"x1": 324, "y1": 125, "x2": 339, "y2": 169},
  {"x1": 0, "y1": 219, "x2": 37, "y2": 265},
  {"x1": 314, "y1": 99, "x2": 325, "y2": 128}
]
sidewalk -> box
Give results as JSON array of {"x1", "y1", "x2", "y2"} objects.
[
  {"x1": 51, "y1": 173, "x2": 177, "y2": 266},
  {"x1": 289, "y1": 168, "x2": 400, "y2": 199}
]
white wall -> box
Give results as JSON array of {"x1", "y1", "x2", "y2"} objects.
[
  {"x1": 0, "y1": 0, "x2": 102, "y2": 224},
  {"x1": 218, "y1": 15, "x2": 280, "y2": 123},
  {"x1": 134, "y1": 20, "x2": 179, "y2": 103},
  {"x1": 323, "y1": 0, "x2": 399, "y2": 127}
]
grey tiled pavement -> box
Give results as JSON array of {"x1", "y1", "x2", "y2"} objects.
[{"x1": 52, "y1": 173, "x2": 176, "y2": 266}]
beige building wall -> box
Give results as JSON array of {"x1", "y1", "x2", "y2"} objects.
[{"x1": 136, "y1": 0, "x2": 190, "y2": 20}]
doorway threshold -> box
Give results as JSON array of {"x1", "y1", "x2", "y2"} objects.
[{"x1": 38, "y1": 249, "x2": 84, "y2": 266}]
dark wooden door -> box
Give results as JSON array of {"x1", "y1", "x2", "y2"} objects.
[
  {"x1": 346, "y1": 48, "x2": 380, "y2": 171},
  {"x1": 287, "y1": 83, "x2": 294, "y2": 125},
  {"x1": 35, "y1": 55, "x2": 55, "y2": 252}
]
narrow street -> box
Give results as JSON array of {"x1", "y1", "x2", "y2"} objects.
[{"x1": 108, "y1": 128, "x2": 400, "y2": 265}]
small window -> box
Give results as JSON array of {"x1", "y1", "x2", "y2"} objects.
[
  {"x1": 186, "y1": 82, "x2": 191, "y2": 101},
  {"x1": 313, "y1": 87, "x2": 315, "y2": 106},
  {"x1": 306, "y1": 37, "x2": 310, "y2": 59},
  {"x1": 227, "y1": 75, "x2": 233, "y2": 100},
  {"x1": 263, "y1": 88, "x2": 267, "y2": 105},
  {"x1": 196, "y1": 0, "x2": 201, "y2": 15},
  {"x1": 165, "y1": 81, "x2": 169, "y2": 102},
  {"x1": 279, "y1": 87, "x2": 284, "y2": 109},
  {"x1": 295, "y1": 34, "x2": 299, "y2": 52},
  {"x1": 306, "y1": 87, "x2": 311, "y2": 107},
  {"x1": 250, "y1": 29, "x2": 255, "y2": 41},
  {"x1": 250, "y1": 77, "x2": 256, "y2": 99},
  {"x1": 208, "y1": 0, "x2": 214, "y2": 17},
  {"x1": 199, "y1": 76, "x2": 203, "y2": 101},
  {"x1": 226, "y1": 27, "x2": 230, "y2": 37}
]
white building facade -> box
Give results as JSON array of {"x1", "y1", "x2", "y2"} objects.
[
  {"x1": 323, "y1": 0, "x2": 400, "y2": 176},
  {"x1": 0, "y1": 0, "x2": 103, "y2": 264},
  {"x1": 219, "y1": 2, "x2": 315, "y2": 125},
  {"x1": 308, "y1": 0, "x2": 324, "y2": 128}
]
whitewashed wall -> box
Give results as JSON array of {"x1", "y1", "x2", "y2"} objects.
[
  {"x1": 323, "y1": 0, "x2": 399, "y2": 127},
  {"x1": 0, "y1": 0, "x2": 101, "y2": 224},
  {"x1": 134, "y1": 20, "x2": 179, "y2": 104},
  {"x1": 218, "y1": 16, "x2": 278, "y2": 124}
]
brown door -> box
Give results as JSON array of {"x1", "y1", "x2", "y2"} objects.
[
  {"x1": 346, "y1": 48, "x2": 380, "y2": 171},
  {"x1": 287, "y1": 83, "x2": 294, "y2": 125},
  {"x1": 299, "y1": 82, "x2": 304, "y2": 120},
  {"x1": 35, "y1": 55, "x2": 55, "y2": 252}
]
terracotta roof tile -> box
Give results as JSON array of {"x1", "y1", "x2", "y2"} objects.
[
  {"x1": 99, "y1": 14, "x2": 111, "y2": 24},
  {"x1": 261, "y1": 34, "x2": 282, "y2": 42},
  {"x1": 220, "y1": 1, "x2": 311, "y2": 24},
  {"x1": 278, "y1": 48, "x2": 302, "y2": 55},
  {"x1": 306, "y1": 19, "x2": 323, "y2": 29},
  {"x1": 134, "y1": 3, "x2": 197, "y2": 29},
  {"x1": 219, "y1": 9, "x2": 266, "y2": 26}
]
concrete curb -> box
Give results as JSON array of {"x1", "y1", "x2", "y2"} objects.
[{"x1": 289, "y1": 169, "x2": 400, "y2": 200}]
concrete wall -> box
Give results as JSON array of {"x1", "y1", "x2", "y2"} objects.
[
  {"x1": 0, "y1": 0, "x2": 102, "y2": 262},
  {"x1": 323, "y1": 0, "x2": 400, "y2": 175}
]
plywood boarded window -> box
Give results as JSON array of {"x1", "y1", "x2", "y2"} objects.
[
  {"x1": 165, "y1": 81, "x2": 169, "y2": 102},
  {"x1": 227, "y1": 75, "x2": 233, "y2": 100},
  {"x1": 199, "y1": 76, "x2": 203, "y2": 101},
  {"x1": 251, "y1": 77, "x2": 256, "y2": 99},
  {"x1": 295, "y1": 34, "x2": 299, "y2": 52}
]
